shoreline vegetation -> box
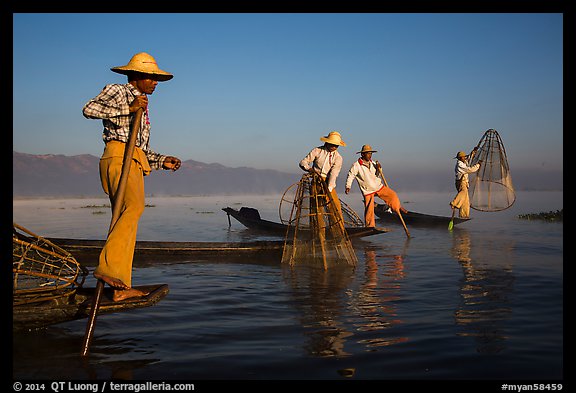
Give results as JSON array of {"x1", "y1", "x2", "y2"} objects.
[{"x1": 518, "y1": 209, "x2": 563, "y2": 222}]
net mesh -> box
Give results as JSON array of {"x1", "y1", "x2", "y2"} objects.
[
  {"x1": 279, "y1": 182, "x2": 364, "y2": 228},
  {"x1": 281, "y1": 173, "x2": 358, "y2": 269},
  {"x1": 13, "y1": 223, "x2": 88, "y2": 305},
  {"x1": 468, "y1": 129, "x2": 516, "y2": 212}
]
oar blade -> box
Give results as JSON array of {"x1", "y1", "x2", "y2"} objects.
[{"x1": 448, "y1": 208, "x2": 456, "y2": 231}]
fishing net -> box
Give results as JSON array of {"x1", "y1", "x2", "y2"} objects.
[
  {"x1": 281, "y1": 173, "x2": 358, "y2": 269},
  {"x1": 468, "y1": 129, "x2": 516, "y2": 211},
  {"x1": 280, "y1": 182, "x2": 364, "y2": 228},
  {"x1": 13, "y1": 223, "x2": 88, "y2": 306}
]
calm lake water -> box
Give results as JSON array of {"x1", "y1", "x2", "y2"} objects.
[{"x1": 12, "y1": 191, "x2": 563, "y2": 384}]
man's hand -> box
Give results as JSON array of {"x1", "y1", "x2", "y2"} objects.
[
  {"x1": 375, "y1": 161, "x2": 382, "y2": 176},
  {"x1": 129, "y1": 95, "x2": 148, "y2": 113},
  {"x1": 163, "y1": 156, "x2": 181, "y2": 171}
]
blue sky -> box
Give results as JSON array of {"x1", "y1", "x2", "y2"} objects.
[{"x1": 13, "y1": 13, "x2": 563, "y2": 176}]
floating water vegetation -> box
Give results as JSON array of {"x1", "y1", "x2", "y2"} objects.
[{"x1": 518, "y1": 209, "x2": 562, "y2": 222}]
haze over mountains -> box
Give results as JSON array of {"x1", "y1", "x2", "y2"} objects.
[{"x1": 13, "y1": 151, "x2": 562, "y2": 198}]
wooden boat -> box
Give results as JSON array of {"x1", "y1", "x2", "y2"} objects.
[
  {"x1": 13, "y1": 283, "x2": 169, "y2": 332},
  {"x1": 15, "y1": 234, "x2": 284, "y2": 331},
  {"x1": 374, "y1": 203, "x2": 471, "y2": 227},
  {"x1": 46, "y1": 237, "x2": 286, "y2": 266},
  {"x1": 222, "y1": 207, "x2": 388, "y2": 238}
]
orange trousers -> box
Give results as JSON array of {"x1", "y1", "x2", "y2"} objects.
[
  {"x1": 95, "y1": 142, "x2": 147, "y2": 287},
  {"x1": 363, "y1": 186, "x2": 402, "y2": 228}
]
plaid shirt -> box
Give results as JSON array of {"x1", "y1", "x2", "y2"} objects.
[{"x1": 83, "y1": 83, "x2": 166, "y2": 169}]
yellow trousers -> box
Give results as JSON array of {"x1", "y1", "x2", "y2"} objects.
[
  {"x1": 451, "y1": 179, "x2": 471, "y2": 219},
  {"x1": 328, "y1": 188, "x2": 346, "y2": 232},
  {"x1": 95, "y1": 141, "x2": 148, "y2": 287}
]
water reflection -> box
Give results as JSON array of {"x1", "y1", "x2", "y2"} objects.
[
  {"x1": 282, "y1": 242, "x2": 409, "y2": 357},
  {"x1": 451, "y1": 228, "x2": 515, "y2": 353},
  {"x1": 282, "y1": 265, "x2": 355, "y2": 357},
  {"x1": 348, "y1": 247, "x2": 408, "y2": 349},
  {"x1": 12, "y1": 325, "x2": 159, "y2": 379}
]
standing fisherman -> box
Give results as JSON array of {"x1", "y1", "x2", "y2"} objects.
[
  {"x1": 345, "y1": 144, "x2": 407, "y2": 228},
  {"x1": 82, "y1": 52, "x2": 182, "y2": 301},
  {"x1": 450, "y1": 148, "x2": 482, "y2": 219},
  {"x1": 299, "y1": 131, "x2": 347, "y2": 229}
]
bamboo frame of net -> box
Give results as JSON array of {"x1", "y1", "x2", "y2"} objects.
[
  {"x1": 279, "y1": 182, "x2": 364, "y2": 228},
  {"x1": 281, "y1": 173, "x2": 358, "y2": 269},
  {"x1": 13, "y1": 223, "x2": 88, "y2": 306}
]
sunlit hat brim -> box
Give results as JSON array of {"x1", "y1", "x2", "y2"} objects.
[{"x1": 111, "y1": 52, "x2": 173, "y2": 81}]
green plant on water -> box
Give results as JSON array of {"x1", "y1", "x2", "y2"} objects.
[{"x1": 518, "y1": 209, "x2": 563, "y2": 222}]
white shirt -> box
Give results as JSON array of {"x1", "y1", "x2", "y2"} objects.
[
  {"x1": 345, "y1": 158, "x2": 384, "y2": 196},
  {"x1": 299, "y1": 146, "x2": 343, "y2": 192},
  {"x1": 455, "y1": 159, "x2": 480, "y2": 184}
]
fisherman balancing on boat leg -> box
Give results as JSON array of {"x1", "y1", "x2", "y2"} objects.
[
  {"x1": 83, "y1": 52, "x2": 182, "y2": 301},
  {"x1": 345, "y1": 145, "x2": 407, "y2": 228},
  {"x1": 299, "y1": 131, "x2": 348, "y2": 231},
  {"x1": 450, "y1": 148, "x2": 482, "y2": 219}
]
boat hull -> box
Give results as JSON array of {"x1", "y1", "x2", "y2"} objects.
[
  {"x1": 46, "y1": 238, "x2": 286, "y2": 266},
  {"x1": 223, "y1": 207, "x2": 388, "y2": 238},
  {"x1": 13, "y1": 284, "x2": 169, "y2": 332},
  {"x1": 374, "y1": 204, "x2": 471, "y2": 227}
]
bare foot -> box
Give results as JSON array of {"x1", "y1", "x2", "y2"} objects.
[
  {"x1": 113, "y1": 287, "x2": 150, "y2": 302},
  {"x1": 94, "y1": 272, "x2": 129, "y2": 290}
]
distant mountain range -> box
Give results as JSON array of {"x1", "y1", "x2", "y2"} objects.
[
  {"x1": 13, "y1": 151, "x2": 562, "y2": 197},
  {"x1": 13, "y1": 151, "x2": 301, "y2": 197}
]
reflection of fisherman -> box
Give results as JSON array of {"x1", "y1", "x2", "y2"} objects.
[
  {"x1": 451, "y1": 229, "x2": 513, "y2": 354},
  {"x1": 450, "y1": 148, "x2": 482, "y2": 219},
  {"x1": 299, "y1": 131, "x2": 347, "y2": 228},
  {"x1": 283, "y1": 268, "x2": 355, "y2": 357},
  {"x1": 345, "y1": 145, "x2": 407, "y2": 228}
]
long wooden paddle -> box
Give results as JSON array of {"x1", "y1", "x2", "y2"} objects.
[
  {"x1": 81, "y1": 107, "x2": 144, "y2": 357},
  {"x1": 376, "y1": 162, "x2": 410, "y2": 238}
]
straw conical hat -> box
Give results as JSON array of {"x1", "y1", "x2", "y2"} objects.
[
  {"x1": 357, "y1": 144, "x2": 377, "y2": 154},
  {"x1": 111, "y1": 52, "x2": 173, "y2": 81},
  {"x1": 320, "y1": 131, "x2": 346, "y2": 146}
]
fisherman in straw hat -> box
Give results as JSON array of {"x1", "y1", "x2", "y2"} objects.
[
  {"x1": 299, "y1": 131, "x2": 348, "y2": 228},
  {"x1": 83, "y1": 52, "x2": 182, "y2": 301},
  {"x1": 345, "y1": 145, "x2": 408, "y2": 228},
  {"x1": 450, "y1": 147, "x2": 481, "y2": 219}
]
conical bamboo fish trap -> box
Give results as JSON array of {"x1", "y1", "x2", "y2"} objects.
[
  {"x1": 13, "y1": 223, "x2": 88, "y2": 306},
  {"x1": 280, "y1": 182, "x2": 364, "y2": 228},
  {"x1": 469, "y1": 129, "x2": 516, "y2": 212},
  {"x1": 281, "y1": 173, "x2": 358, "y2": 269}
]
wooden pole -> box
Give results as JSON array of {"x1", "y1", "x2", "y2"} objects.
[
  {"x1": 376, "y1": 162, "x2": 410, "y2": 238},
  {"x1": 81, "y1": 107, "x2": 144, "y2": 357}
]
